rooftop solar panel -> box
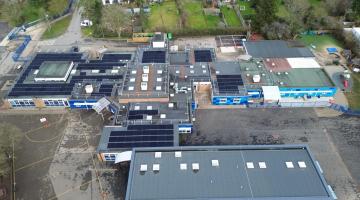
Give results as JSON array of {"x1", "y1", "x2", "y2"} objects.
[
  {"x1": 142, "y1": 51, "x2": 166, "y2": 63},
  {"x1": 194, "y1": 50, "x2": 212, "y2": 62}
]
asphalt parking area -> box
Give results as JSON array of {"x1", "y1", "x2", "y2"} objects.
[{"x1": 186, "y1": 108, "x2": 360, "y2": 200}]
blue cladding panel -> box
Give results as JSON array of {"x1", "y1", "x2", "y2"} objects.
[
  {"x1": 69, "y1": 99, "x2": 97, "y2": 109},
  {"x1": 212, "y1": 96, "x2": 248, "y2": 105},
  {"x1": 279, "y1": 87, "x2": 337, "y2": 98}
]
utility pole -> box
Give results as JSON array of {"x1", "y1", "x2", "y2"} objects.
[{"x1": 12, "y1": 137, "x2": 15, "y2": 200}]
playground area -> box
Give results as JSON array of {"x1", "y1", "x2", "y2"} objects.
[{"x1": 298, "y1": 34, "x2": 343, "y2": 53}]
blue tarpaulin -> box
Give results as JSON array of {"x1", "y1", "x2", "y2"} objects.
[{"x1": 327, "y1": 47, "x2": 338, "y2": 54}]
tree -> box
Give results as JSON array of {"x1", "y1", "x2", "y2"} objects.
[
  {"x1": 0, "y1": 123, "x2": 22, "y2": 177},
  {"x1": 353, "y1": 0, "x2": 360, "y2": 16},
  {"x1": 261, "y1": 21, "x2": 292, "y2": 39},
  {"x1": 135, "y1": 0, "x2": 145, "y2": 7},
  {"x1": 101, "y1": 5, "x2": 131, "y2": 38},
  {"x1": 47, "y1": 0, "x2": 68, "y2": 16},
  {"x1": 0, "y1": 0, "x2": 24, "y2": 26},
  {"x1": 252, "y1": 0, "x2": 278, "y2": 29},
  {"x1": 326, "y1": 0, "x2": 350, "y2": 16}
]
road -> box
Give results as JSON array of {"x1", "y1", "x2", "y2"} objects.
[{"x1": 54, "y1": 7, "x2": 83, "y2": 46}]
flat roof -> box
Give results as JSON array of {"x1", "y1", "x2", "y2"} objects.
[
  {"x1": 36, "y1": 61, "x2": 72, "y2": 78},
  {"x1": 126, "y1": 145, "x2": 333, "y2": 200},
  {"x1": 244, "y1": 40, "x2": 314, "y2": 58},
  {"x1": 270, "y1": 68, "x2": 335, "y2": 87}
]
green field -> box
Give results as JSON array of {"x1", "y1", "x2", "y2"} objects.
[
  {"x1": 182, "y1": 0, "x2": 220, "y2": 29},
  {"x1": 237, "y1": 0, "x2": 255, "y2": 16},
  {"x1": 145, "y1": 0, "x2": 180, "y2": 31},
  {"x1": 41, "y1": 15, "x2": 71, "y2": 39},
  {"x1": 347, "y1": 73, "x2": 360, "y2": 109},
  {"x1": 298, "y1": 35, "x2": 343, "y2": 52},
  {"x1": 221, "y1": 6, "x2": 241, "y2": 27}
]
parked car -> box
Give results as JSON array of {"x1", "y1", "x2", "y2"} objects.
[{"x1": 80, "y1": 20, "x2": 93, "y2": 27}]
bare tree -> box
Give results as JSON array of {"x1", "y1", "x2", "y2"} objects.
[
  {"x1": 101, "y1": 5, "x2": 131, "y2": 38},
  {"x1": 0, "y1": 123, "x2": 22, "y2": 177}
]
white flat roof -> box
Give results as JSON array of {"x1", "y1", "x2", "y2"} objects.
[
  {"x1": 287, "y1": 58, "x2": 321, "y2": 69},
  {"x1": 262, "y1": 86, "x2": 281, "y2": 101}
]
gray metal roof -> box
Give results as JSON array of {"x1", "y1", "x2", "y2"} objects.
[
  {"x1": 126, "y1": 145, "x2": 334, "y2": 200},
  {"x1": 244, "y1": 40, "x2": 314, "y2": 58}
]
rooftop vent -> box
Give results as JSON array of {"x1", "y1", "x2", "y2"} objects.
[
  {"x1": 286, "y1": 162, "x2": 294, "y2": 168},
  {"x1": 211, "y1": 160, "x2": 219, "y2": 167},
  {"x1": 272, "y1": 62, "x2": 275, "y2": 66},
  {"x1": 147, "y1": 106, "x2": 153, "y2": 110},
  {"x1": 128, "y1": 86, "x2": 134, "y2": 91},
  {"x1": 157, "y1": 70, "x2": 163, "y2": 74},
  {"x1": 153, "y1": 164, "x2": 160, "y2": 172},
  {"x1": 277, "y1": 72, "x2": 281, "y2": 75},
  {"x1": 156, "y1": 86, "x2": 162, "y2": 91},
  {"x1": 258, "y1": 65, "x2": 262, "y2": 68},
  {"x1": 130, "y1": 78, "x2": 136, "y2": 82},
  {"x1": 176, "y1": 70, "x2": 180, "y2": 74},
  {"x1": 202, "y1": 65, "x2": 206, "y2": 69},
  {"x1": 246, "y1": 162, "x2": 254, "y2": 169},
  {"x1": 157, "y1": 77, "x2": 162, "y2": 82},
  {"x1": 146, "y1": 115, "x2": 152, "y2": 120},
  {"x1": 155, "y1": 152, "x2": 162, "y2": 158},
  {"x1": 175, "y1": 151, "x2": 182, "y2": 158},
  {"x1": 259, "y1": 162, "x2": 267, "y2": 169},
  {"x1": 140, "y1": 164, "x2": 148, "y2": 172},
  {"x1": 180, "y1": 163, "x2": 187, "y2": 170},
  {"x1": 160, "y1": 114, "x2": 166, "y2": 119},
  {"x1": 141, "y1": 82, "x2": 148, "y2": 91},
  {"x1": 266, "y1": 58, "x2": 270, "y2": 62},
  {"x1": 134, "y1": 106, "x2": 140, "y2": 110},
  {"x1": 70, "y1": 69, "x2": 76, "y2": 74},
  {"x1": 92, "y1": 69, "x2": 99, "y2": 73},
  {"x1": 168, "y1": 103, "x2": 174, "y2": 108},
  {"x1": 216, "y1": 71, "x2": 220, "y2": 74},
  {"x1": 285, "y1": 72, "x2": 289, "y2": 75},
  {"x1": 203, "y1": 70, "x2": 207, "y2": 74},
  {"x1": 131, "y1": 70, "x2": 137, "y2": 74},
  {"x1": 190, "y1": 70, "x2": 194, "y2": 74},
  {"x1": 192, "y1": 163, "x2": 199, "y2": 171},
  {"x1": 298, "y1": 161, "x2": 307, "y2": 168},
  {"x1": 190, "y1": 65, "x2": 194, "y2": 69},
  {"x1": 111, "y1": 69, "x2": 118, "y2": 74}
]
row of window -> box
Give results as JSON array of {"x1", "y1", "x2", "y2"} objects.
[
  {"x1": 104, "y1": 154, "x2": 116, "y2": 161},
  {"x1": 44, "y1": 99, "x2": 69, "y2": 107},
  {"x1": 9, "y1": 99, "x2": 35, "y2": 107},
  {"x1": 218, "y1": 98, "x2": 242, "y2": 104}
]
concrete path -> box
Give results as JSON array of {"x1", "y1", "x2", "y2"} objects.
[{"x1": 54, "y1": 7, "x2": 83, "y2": 46}]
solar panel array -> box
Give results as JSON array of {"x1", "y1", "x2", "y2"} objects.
[
  {"x1": 107, "y1": 124, "x2": 174, "y2": 149},
  {"x1": 216, "y1": 75, "x2": 243, "y2": 94},
  {"x1": 8, "y1": 53, "x2": 84, "y2": 97},
  {"x1": 128, "y1": 110, "x2": 159, "y2": 120},
  {"x1": 8, "y1": 53, "x2": 124, "y2": 97},
  {"x1": 142, "y1": 51, "x2": 166, "y2": 63},
  {"x1": 194, "y1": 50, "x2": 212, "y2": 62},
  {"x1": 102, "y1": 53, "x2": 132, "y2": 61},
  {"x1": 76, "y1": 62, "x2": 126, "y2": 70}
]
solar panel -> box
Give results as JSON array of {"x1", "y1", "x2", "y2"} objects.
[
  {"x1": 216, "y1": 74, "x2": 244, "y2": 94},
  {"x1": 102, "y1": 53, "x2": 132, "y2": 61},
  {"x1": 142, "y1": 51, "x2": 166, "y2": 63},
  {"x1": 127, "y1": 124, "x2": 173, "y2": 130},
  {"x1": 128, "y1": 115, "x2": 143, "y2": 120},
  {"x1": 128, "y1": 110, "x2": 158, "y2": 116},
  {"x1": 107, "y1": 141, "x2": 173, "y2": 148},
  {"x1": 194, "y1": 50, "x2": 212, "y2": 62},
  {"x1": 110, "y1": 129, "x2": 173, "y2": 136}
]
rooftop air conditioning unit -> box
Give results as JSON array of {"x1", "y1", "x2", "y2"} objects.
[
  {"x1": 192, "y1": 163, "x2": 200, "y2": 171},
  {"x1": 85, "y1": 85, "x2": 93, "y2": 94},
  {"x1": 141, "y1": 82, "x2": 148, "y2": 91},
  {"x1": 140, "y1": 164, "x2": 148, "y2": 172},
  {"x1": 175, "y1": 151, "x2": 182, "y2": 158},
  {"x1": 153, "y1": 164, "x2": 160, "y2": 172},
  {"x1": 143, "y1": 66, "x2": 149, "y2": 74},
  {"x1": 253, "y1": 75, "x2": 261, "y2": 83},
  {"x1": 142, "y1": 74, "x2": 149, "y2": 82},
  {"x1": 155, "y1": 152, "x2": 162, "y2": 158}
]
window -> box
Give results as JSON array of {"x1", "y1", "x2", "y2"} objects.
[
  {"x1": 9, "y1": 99, "x2": 35, "y2": 107},
  {"x1": 233, "y1": 98, "x2": 241, "y2": 104},
  {"x1": 44, "y1": 99, "x2": 67, "y2": 107},
  {"x1": 219, "y1": 98, "x2": 227, "y2": 103}
]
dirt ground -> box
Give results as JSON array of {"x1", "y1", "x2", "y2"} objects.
[
  {"x1": 185, "y1": 108, "x2": 360, "y2": 200},
  {"x1": 0, "y1": 110, "x2": 127, "y2": 200}
]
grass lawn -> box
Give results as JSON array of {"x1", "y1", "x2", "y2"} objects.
[
  {"x1": 220, "y1": 6, "x2": 241, "y2": 27},
  {"x1": 298, "y1": 35, "x2": 344, "y2": 52},
  {"x1": 81, "y1": 27, "x2": 93, "y2": 37},
  {"x1": 346, "y1": 73, "x2": 360, "y2": 109},
  {"x1": 237, "y1": 0, "x2": 255, "y2": 16},
  {"x1": 41, "y1": 15, "x2": 71, "y2": 40},
  {"x1": 308, "y1": 0, "x2": 322, "y2": 6},
  {"x1": 145, "y1": 0, "x2": 180, "y2": 31},
  {"x1": 182, "y1": 0, "x2": 207, "y2": 29},
  {"x1": 276, "y1": 1, "x2": 291, "y2": 19},
  {"x1": 205, "y1": 15, "x2": 221, "y2": 28}
]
